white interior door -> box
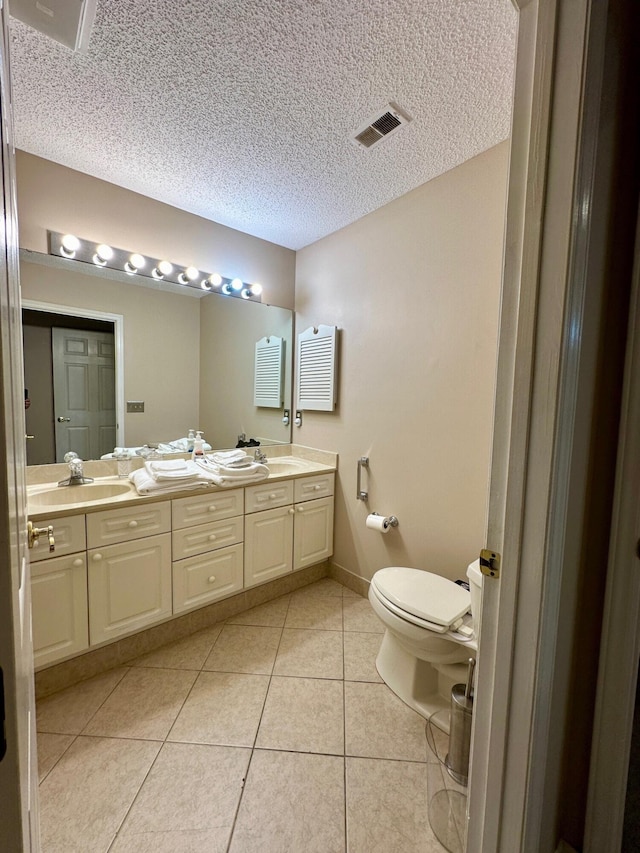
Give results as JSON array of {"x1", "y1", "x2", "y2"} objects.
[
  {"x1": 52, "y1": 327, "x2": 116, "y2": 461},
  {"x1": 0, "y1": 2, "x2": 40, "y2": 849}
]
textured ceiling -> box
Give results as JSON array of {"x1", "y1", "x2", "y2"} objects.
[{"x1": 9, "y1": 0, "x2": 517, "y2": 250}]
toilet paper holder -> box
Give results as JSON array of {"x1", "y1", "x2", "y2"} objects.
[{"x1": 369, "y1": 512, "x2": 399, "y2": 529}]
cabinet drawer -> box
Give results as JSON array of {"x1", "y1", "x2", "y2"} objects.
[
  {"x1": 31, "y1": 553, "x2": 88, "y2": 667},
  {"x1": 294, "y1": 473, "x2": 335, "y2": 503},
  {"x1": 173, "y1": 543, "x2": 243, "y2": 614},
  {"x1": 245, "y1": 479, "x2": 294, "y2": 513},
  {"x1": 30, "y1": 513, "x2": 86, "y2": 562},
  {"x1": 88, "y1": 533, "x2": 172, "y2": 645},
  {"x1": 172, "y1": 489, "x2": 244, "y2": 529},
  {"x1": 172, "y1": 516, "x2": 243, "y2": 560},
  {"x1": 86, "y1": 502, "x2": 170, "y2": 548}
]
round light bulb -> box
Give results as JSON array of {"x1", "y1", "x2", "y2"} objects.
[
  {"x1": 158, "y1": 260, "x2": 173, "y2": 276},
  {"x1": 250, "y1": 282, "x2": 263, "y2": 297},
  {"x1": 96, "y1": 244, "x2": 113, "y2": 261},
  {"x1": 185, "y1": 266, "x2": 199, "y2": 281},
  {"x1": 230, "y1": 277, "x2": 243, "y2": 292},
  {"x1": 129, "y1": 253, "x2": 146, "y2": 269},
  {"x1": 209, "y1": 273, "x2": 223, "y2": 288},
  {"x1": 61, "y1": 234, "x2": 80, "y2": 252}
]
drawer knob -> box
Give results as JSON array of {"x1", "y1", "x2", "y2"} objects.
[
  {"x1": 297, "y1": 505, "x2": 305, "y2": 512},
  {"x1": 269, "y1": 493, "x2": 277, "y2": 500},
  {"x1": 128, "y1": 520, "x2": 138, "y2": 528},
  {"x1": 207, "y1": 575, "x2": 216, "y2": 584},
  {"x1": 288, "y1": 508, "x2": 295, "y2": 515},
  {"x1": 314, "y1": 484, "x2": 321, "y2": 490},
  {"x1": 92, "y1": 553, "x2": 103, "y2": 562},
  {"x1": 209, "y1": 534, "x2": 217, "y2": 541},
  {"x1": 73, "y1": 558, "x2": 83, "y2": 567},
  {"x1": 208, "y1": 505, "x2": 217, "y2": 512}
]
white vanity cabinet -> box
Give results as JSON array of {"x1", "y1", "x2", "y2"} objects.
[
  {"x1": 244, "y1": 474, "x2": 334, "y2": 588},
  {"x1": 87, "y1": 502, "x2": 172, "y2": 645},
  {"x1": 171, "y1": 490, "x2": 244, "y2": 613},
  {"x1": 29, "y1": 514, "x2": 88, "y2": 667}
]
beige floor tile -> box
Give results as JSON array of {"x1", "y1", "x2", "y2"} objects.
[
  {"x1": 203, "y1": 624, "x2": 282, "y2": 674},
  {"x1": 427, "y1": 785, "x2": 466, "y2": 853},
  {"x1": 229, "y1": 749, "x2": 345, "y2": 852},
  {"x1": 38, "y1": 735, "x2": 161, "y2": 853},
  {"x1": 345, "y1": 682, "x2": 428, "y2": 762},
  {"x1": 118, "y1": 742, "x2": 250, "y2": 849},
  {"x1": 342, "y1": 597, "x2": 384, "y2": 633},
  {"x1": 36, "y1": 732, "x2": 75, "y2": 782},
  {"x1": 36, "y1": 667, "x2": 129, "y2": 734},
  {"x1": 284, "y1": 594, "x2": 343, "y2": 630},
  {"x1": 128, "y1": 624, "x2": 224, "y2": 670},
  {"x1": 168, "y1": 671, "x2": 269, "y2": 746},
  {"x1": 273, "y1": 628, "x2": 344, "y2": 679},
  {"x1": 110, "y1": 828, "x2": 229, "y2": 852},
  {"x1": 226, "y1": 595, "x2": 290, "y2": 627},
  {"x1": 342, "y1": 585, "x2": 364, "y2": 598},
  {"x1": 425, "y1": 715, "x2": 451, "y2": 764},
  {"x1": 343, "y1": 631, "x2": 383, "y2": 682},
  {"x1": 346, "y1": 756, "x2": 448, "y2": 853},
  {"x1": 83, "y1": 667, "x2": 197, "y2": 740},
  {"x1": 256, "y1": 675, "x2": 344, "y2": 755},
  {"x1": 292, "y1": 577, "x2": 346, "y2": 597}
]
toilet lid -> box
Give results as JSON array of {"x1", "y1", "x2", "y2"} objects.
[{"x1": 371, "y1": 567, "x2": 470, "y2": 627}]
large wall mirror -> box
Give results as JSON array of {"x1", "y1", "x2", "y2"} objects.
[{"x1": 21, "y1": 251, "x2": 293, "y2": 465}]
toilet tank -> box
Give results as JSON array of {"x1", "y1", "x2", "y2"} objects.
[{"x1": 466, "y1": 559, "x2": 483, "y2": 630}]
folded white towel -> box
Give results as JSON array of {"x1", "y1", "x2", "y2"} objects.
[
  {"x1": 144, "y1": 460, "x2": 199, "y2": 481},
  {"x1": 150, "y1": 459, "x2": 188, "y2": 471},
  {"x1": 194, "y1": 457, "x2": 269, "y2": 486},
  {"x1": 130, "y1": 468, "x2": 214, "y2": 495},
  {"x1": 212, "y1": 449, "x2": 249, "y2": 464}
]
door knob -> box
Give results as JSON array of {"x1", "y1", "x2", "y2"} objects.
[
  {"x1": 27, "y1": 521, "x2": 55, "y2": 552},
  {"x1": 57, "y1": 416, "x2": 71, "y2": 423}
]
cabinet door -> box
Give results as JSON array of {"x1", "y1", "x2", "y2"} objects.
[
  {"x1": 87, "y1": 501, "x2": 170, "y2": 548},
  {"x1": 244, "y1": 504, "x2": 294, "y2": 588},
  {"x1": 293, "y1": 496, "x2": 334, "y2": 570},
  {"x1": 88, "y1": 533, "x2": 171, "y2": 644},
  {"x1": 29, "y1": 513, "x2": 86, "y2": 563},
  {"x1": 31, "y1": 553, "x2": 88, "y2": 667},
  {"x1": 173, "y1": 543, "x2": 244, "y2": 614}
]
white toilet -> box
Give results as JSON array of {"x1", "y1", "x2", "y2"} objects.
[{"x1": 368, "y1": 559, "x2": 483, "y2": 733}]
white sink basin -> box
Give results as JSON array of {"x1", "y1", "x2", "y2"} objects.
[
  {"x1": 265, "y1": 457, "x2": 316, "y2": 476},
  {"x1": 29, "y1": 482, "x2": 133, "y2": 507}
]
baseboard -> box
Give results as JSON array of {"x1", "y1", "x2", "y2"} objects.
[{"x1": 328, "y1": 560, "x2": 369, "y2": 598}]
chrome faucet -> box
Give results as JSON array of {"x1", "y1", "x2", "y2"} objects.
[
  {"x1": 254, "y1": 448, "x2": 267, "y2": 463},
  {"x1": 58, "y1": 452, "x2": 94, "y2": 486}
]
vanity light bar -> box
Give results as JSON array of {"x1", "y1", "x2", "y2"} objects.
[{"x1": 48, "y1": 232, "x2": 263, "y2": 302}]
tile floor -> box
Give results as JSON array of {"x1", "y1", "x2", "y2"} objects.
[{"x1": 36, "y1": 578, "x2": 466, "y2": 853}]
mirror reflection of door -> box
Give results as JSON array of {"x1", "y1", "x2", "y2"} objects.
[
  {"x1": 23, "y1": 309, "x2": 116, "y2": 463},
  {"x1": 52, "y1": 328, "x2": 116, "y2": 461}
]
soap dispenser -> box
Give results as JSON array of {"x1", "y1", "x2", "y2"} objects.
[
  {"x1": 187, "y1": 429, "x2": 195, "y2": 454},
  {"x1": 193, "y1": 430, "x2": 205, "y2": 457}
]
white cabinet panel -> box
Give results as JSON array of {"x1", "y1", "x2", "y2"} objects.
[
  {"x1": 245, "y1": 479, "x2": 293, "y2": 513},
  {"x1": 172, "y1": 489, "x2": 244, "y2": 529},
  {"x1": 29, "y1": 513, "x2": 86, "y2": 562},
  {"x1": 86, "y1": 501, "x2": 170, "y2": 548},
  {"x1": 293, "y1": 472, "x2": 335, "y2": 503},
  {"x1": 244, "y1": 504, "x2": 294, "y2": 588},
  {"x1": 173, "y1": 543, "x2": 244, "y2": 614},
  {"x1": 31, "y1": 553, "x2": 88, "y2": 667},
  {"x1": 88, "y1": 533, "x2": 171, "y2": 644},
  {"x1": 293, "y1": 497, "x2": 334, "y2": 570},
  {"x1": 172, "y1": 516, "x2": 243, "y2": 560}
]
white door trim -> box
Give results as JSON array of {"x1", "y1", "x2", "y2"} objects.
[{"x1": 22, "y1": 298, "x2": 125, "y2": 449}]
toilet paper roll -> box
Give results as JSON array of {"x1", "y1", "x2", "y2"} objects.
[{"x1": 366, "y1": 514, "x2": 390, "y2": 533}]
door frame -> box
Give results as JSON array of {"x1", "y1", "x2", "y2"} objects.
[{"x1": 22, "y1": 299, "x2": 125, "y2": 451}]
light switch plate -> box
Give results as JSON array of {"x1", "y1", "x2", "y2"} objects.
[{"x1": 127, "y1": 401, "x2": 144, "y2": 413}]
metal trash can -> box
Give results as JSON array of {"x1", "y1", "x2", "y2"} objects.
[{"x1": 444, "y1": 658, "x2": 475, "y2": 786}]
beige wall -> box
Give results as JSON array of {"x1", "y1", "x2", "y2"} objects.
[
  {"x1": 16, "y1": 151, "x2": 296, "y2": 310},
  {"x1": 20, "y1": 260, "x2": 200, "y2": 447},
  {"x1": 295, "y1": 143, "x2": 509, "y2": 584}
]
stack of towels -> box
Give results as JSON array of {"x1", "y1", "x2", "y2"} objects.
[{"x1": 129, "y1": 452, "x2": 269, "y2": 495}]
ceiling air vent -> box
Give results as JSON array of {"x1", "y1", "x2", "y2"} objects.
[{"x1": 351, "y1": 103, "x2": 412, "y2": 150}]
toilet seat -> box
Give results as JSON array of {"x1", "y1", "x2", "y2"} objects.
[{"x1": 371, "y1": 567, "x2": 470, "y2": 633}]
